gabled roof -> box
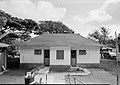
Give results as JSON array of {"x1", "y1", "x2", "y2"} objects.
[{"x1": 18, "y1": 33, "x2": 104, "y2": 47}]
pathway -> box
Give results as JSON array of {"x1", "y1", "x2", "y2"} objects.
[
  {"x1": 33, "y1": 67, "x2": 66, "y2": 84},
  {"x1": 47, "y1": 73, "x2": 65, "y2": 84}
]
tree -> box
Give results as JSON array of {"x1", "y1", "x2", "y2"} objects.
[
  {"x1": 35, "y1": 21, "x2": 74, "y2": 35},
  {"x1": 0, "y1": 10, "x2": 75, "y2": 45},
  {"x1": 0, "y1": 17, "x2": 7, "y2": 29},
  {"x1": 88, "y1": 27, "x2": 115, "y2": 47},
  {"x1": 88, "y1": 30, "x2": 101, "y2": 43},
  {"x1": 101, "y1": 27, "x2": 110, "y2": 38}
]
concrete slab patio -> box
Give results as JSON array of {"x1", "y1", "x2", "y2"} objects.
[{"x1": 47, "y1": 73, "x2": 65, "y2": 84}]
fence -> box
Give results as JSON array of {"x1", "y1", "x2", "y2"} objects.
[{"x1": 67, "y1": 74, "x2": 84, "y2": 84}]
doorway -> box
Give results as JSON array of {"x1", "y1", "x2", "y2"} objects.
[
  {"x1": 71, "y1": 50, "x2": 77, "y2": 67},
  {"x1": 44, "y1": 50, "x2": 50, "y2": 66}
]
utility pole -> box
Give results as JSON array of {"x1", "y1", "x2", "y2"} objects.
[{"x1": 115, "y1": 32, "x2": 119, "y2": 85}]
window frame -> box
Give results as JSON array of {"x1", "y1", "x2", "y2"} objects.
[
  {"x1": 34, "y1": 49, "x2": 42, "y2": 55},
  {"x1": 56, "y1": 50, "x2": 64, "y2": 60},
  {"x1": 79, "y1": 50, "x2": 87, "y2": 55}
]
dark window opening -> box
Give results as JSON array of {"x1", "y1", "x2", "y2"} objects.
[
  {"x1": 34, "y1": 49, "x2": 42, "y2": 55},
  {"x1": 56, "y1": 50, "x2": 64, "y2": 59},
  {"x1": 79, "y1": 50, "x2": 87, "y2": 55}
]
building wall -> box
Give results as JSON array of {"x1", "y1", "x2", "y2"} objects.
[
  {"x1": 50, "y1": 47, "x2": 71, "y2": 65},
  {"x1": 20, "y1": 46, "x2": 101, "y2": 68},
  {"x1": 77, "y1": 46, "x2": 101, "y2": 64},
  {"x1": 20, "y1": 47, "x2": 44, "y2": 64}
]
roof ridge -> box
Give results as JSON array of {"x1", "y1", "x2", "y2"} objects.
[{"x1": 55, "y1": 35, "x2": 75, "y2": 46}]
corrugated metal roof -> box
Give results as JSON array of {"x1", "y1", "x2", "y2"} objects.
[{"x1": 18, "y1": 33, "x2": 104, "y2": 47}]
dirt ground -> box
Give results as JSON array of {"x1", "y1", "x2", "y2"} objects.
[{"x1": 0, "y1": 69, "x2": 29, "y2": 84}]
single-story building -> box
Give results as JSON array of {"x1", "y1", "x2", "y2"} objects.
[
  {"x1": 0, "y1": 43, "x2": 9, "y2": 72},
  {"x1": 18, "y1": 33, "x2": 104, "y2": 71}
]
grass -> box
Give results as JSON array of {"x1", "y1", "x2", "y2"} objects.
[{"x1": 100, "y1": 58, "x2": 120, "y2": 76}]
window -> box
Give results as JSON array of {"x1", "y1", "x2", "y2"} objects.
[
  {"x1": 79, "y1": 50, "x2": 87, "y2": 55},
  {"x1": 56, "y1": 50, "x2": 64, "y2": 59},
  {"x1": 34, "y1": 49, "x2": 42, "y2": 55}
]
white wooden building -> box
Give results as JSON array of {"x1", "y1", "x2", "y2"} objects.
[{"x1": 18, "y1": 34, "x2": 104, "y2": 71}]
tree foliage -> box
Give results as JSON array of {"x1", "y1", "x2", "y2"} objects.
[
  {"x1": 88, "y1": 27, "x2": 115, "y2": 47},
  {"x1": 35, "y1": 21, "x2": 74, "y2": 35},
  {"x1": 0, "y1": 10, "x2": 74, "y2": 45}
]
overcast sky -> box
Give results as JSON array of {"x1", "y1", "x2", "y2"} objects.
[{"x1": 0, "y1": 0, "x2": 120, "y2": 38}]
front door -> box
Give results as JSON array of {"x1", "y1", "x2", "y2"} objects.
[
  {"x1": 44, "y1": 50, "x2": 50, "y2": 66},
  {"x1": 71, "y1": 50, "x2": 77, "y2": 67}
]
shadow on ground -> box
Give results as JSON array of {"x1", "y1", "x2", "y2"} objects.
[
  {"x1": 0, "y1": 69, "x2": 29, "y2": 84},
  {"x1": 2, "y1": 69, "x2": 29, "y2": 76}
]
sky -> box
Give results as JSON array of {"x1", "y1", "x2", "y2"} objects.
[{"x1": 0, "y1": 0, "x2": 120, "y2": 38}]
